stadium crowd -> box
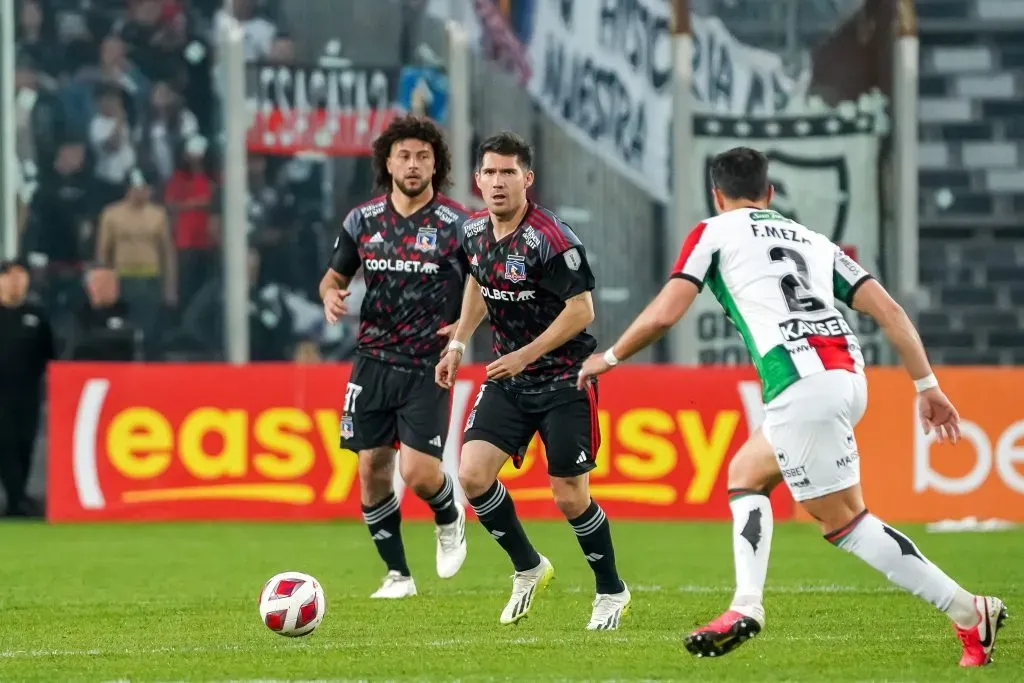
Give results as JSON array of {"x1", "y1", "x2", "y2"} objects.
[{"x1": 11, "y1": 0, "x2": 351, "y2": 364}]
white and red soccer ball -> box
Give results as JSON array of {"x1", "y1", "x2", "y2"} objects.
[{"x1": 259, "y1": 572, "x2": 326, "y2": 637}]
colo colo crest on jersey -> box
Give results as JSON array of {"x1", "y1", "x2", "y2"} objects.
[
  {"x1": 416, "y1": 227, "x2": 437, "y2": 251},
  {"x1": 504, "y1": 255, "x2": 527, "y2": 283}
]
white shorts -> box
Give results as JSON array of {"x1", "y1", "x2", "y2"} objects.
[{"x1": 762, "y1": 370, "x2": 868, "y2": 502}]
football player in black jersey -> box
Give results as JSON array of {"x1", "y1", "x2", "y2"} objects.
[
  {"x1": 436, "y1": 132, "x2": 631, "y2": 629},
  {"x1": 320, "y1": 116, "x2": 470, "y2": 598}
]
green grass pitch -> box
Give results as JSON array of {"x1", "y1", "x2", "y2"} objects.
[{"x1": 0, "y1": 520, "x2": 1020, "y2": 682}]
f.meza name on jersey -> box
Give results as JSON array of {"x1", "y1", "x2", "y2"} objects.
[
  {"x1": 673, "y1": 208, "x2": 873, "y2": 402},
  {"x1": 330, "y1": 194, "x2": 470, "y2": 367},
  {"x1": 460, "y1": 204, "x2": 597, "y2": 392}
]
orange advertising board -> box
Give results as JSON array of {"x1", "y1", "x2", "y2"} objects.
[
  {"x1": 45, "y1": 363, "x2": 792, "y2": 522},
  {"x1": 851, "y1": 368, "x2": 1024, "y2": 522}
]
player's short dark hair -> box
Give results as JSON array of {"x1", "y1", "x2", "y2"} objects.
[
  {"x1": 709, "y1": 147, "x2": 770, "y2": 202},
  {"x1": 372, "y1": 115, "x2": 452, "y2": 192},
  {"x1": 477, "y1": 131, "x2": 533, "y2": 171}
]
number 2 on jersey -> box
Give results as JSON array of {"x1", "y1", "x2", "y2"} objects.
[{"x1": 768, "y1": 246, "x2": 826, "y2": 313}]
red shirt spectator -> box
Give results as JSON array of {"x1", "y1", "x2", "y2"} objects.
[{"x1": 165, "y1": 138, "x2": 214, "y2": 249}]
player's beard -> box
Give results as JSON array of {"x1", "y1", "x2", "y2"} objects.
[{"x1": 394, "y1": 175, "x2": 430, "y2": 198}]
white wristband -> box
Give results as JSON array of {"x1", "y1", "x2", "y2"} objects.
[
  {"x1": 448, "y1": 340, "x2": 466, "y2": 354},
  {"x1": 913, "y1": 373, "x2": 939, "y2": 393},
  {"x1": 603, "y1": 348, "x2": 619, "y2": 367}
]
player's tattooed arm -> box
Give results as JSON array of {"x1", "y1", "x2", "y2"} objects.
[
  {"x1": 487, "y1": 291, "x2": 595, "y2": 381},
  {"x1": 519, "y1": 290, "x2": 595, "y2": 365}
]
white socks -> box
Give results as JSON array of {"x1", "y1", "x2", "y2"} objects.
[
  {"x1": 726, "y1": 495, "x2": 979, "y2": 630},
  {"x1": 727, "y1": 490, "x2": 773, "y2": 623},
  {"x1": 829, "y1": 511, "x2": 977, "y2": 628}
]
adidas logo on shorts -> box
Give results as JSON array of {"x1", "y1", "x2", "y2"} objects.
[
  {"x1": 429, "y1": 435, "x2": 442, "y2": 448},
  {"x1": 576, "y1": 451, "x2": 587, "y2": 465}
]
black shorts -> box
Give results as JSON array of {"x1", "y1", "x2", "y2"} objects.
[
  {"x1": 339, "y1": 357, "x2": 449, "y2": 458},
  {"x1": 463, "y1": 381, "x2": 600, "y2": 478}
]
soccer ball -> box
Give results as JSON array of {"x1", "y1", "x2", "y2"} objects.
[{"x1": 258, "y1": 571, "x2": 326, "y2": 637}]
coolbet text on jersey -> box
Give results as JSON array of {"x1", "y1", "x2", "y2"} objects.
[
  {"x1": 459, "y1": 203, "x2": 598, "y2": 393},
  {"x1": 330, "y1": 193, "x2": 470, "y2": 367}
]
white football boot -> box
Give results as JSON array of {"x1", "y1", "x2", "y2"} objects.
[
  {"x1": 499, "y1": 555, "x2": 555, "y2": 625},
  {"x1": 435, "y1": 503, "x2": 468, "y2": 578},
  {"x1": 955, "y1": 595, "x2": 1008, "y2": 667},
  {"x1": 370, "y1": 571, "x2": 417, "y2": 599},
  {"x1": 586, "y1": 583, "x2": 632, "y2": 630}
]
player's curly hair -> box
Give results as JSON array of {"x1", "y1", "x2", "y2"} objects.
[{"x1": 372, "y1": 115, "x2": 453, "y2": 192}]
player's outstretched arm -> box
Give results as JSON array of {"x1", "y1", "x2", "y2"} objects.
[
  {"x1": 851, "y1": 278, "x2": 961, "y2": 443},
  {"x1": 577, "y1": 278, "x2": 699, "y2": 387}
]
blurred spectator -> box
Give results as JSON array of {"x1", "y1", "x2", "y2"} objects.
[
  {"x1": 179, "y1": 31, "x2": 215, "y2": 137},
  {"x1": 23, "y1": 142, "x2": 92, "y2": 316},
  {"x1": 117, "y1": 0, "x2": 190, "y2": 83},
  {"x1": 15, "y1": 49, "x2": 73, "y2": 178},
  {"x1": 293, "y1": 338, "x2": 322, "y2": 363},
  {"x1": 214, "y1": 0, "x2": 277, "y2": 63},
  {"x1": 209, "y1": 0, "x2": 278, "y2": 127},
  {"x1": 266, "y1": 32, "x2": 295, "y2": 65},
  {"x1": 16, "y1": 0, "x2": 220, "y2": 362},
  {"x1": 73, "y1": 35, "x2": 149, "y2": 125},
  {"x1": 68, "y1": 264, "x2": 137, "y2": 361},
  {"x1": 0, "y1": 259, "x2": 53, "y2": 518},
  {"x1": 245, "y1": 154, "x2": 279, "y2": 224},
  {"x1": 90, "y1": 84, "x2": 138, "y2": 212},
  {"x1": 182, "y1": 248, "x2": 294, "y2": 361},
  {"x1": 255, "y1": 198, "x2": 300, "y2": 289},
  {"x1": 16, "y1": 0, "x2": 66, "y2": 81},
  {"x1": 96, "y1": 169, "x2": 177, "y2": 356},
  {"x1": 165, "y1": 135, "x2": 216, "y2": 309},
  {"x1": 139, "y1": 81, "x2": 199, "y2": 185},
  {"x1": 237, "y1": 154, "x2": 281, "y2": 281}
]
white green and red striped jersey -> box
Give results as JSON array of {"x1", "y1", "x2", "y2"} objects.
[{"x1": 672, "y1": 208, "x2": 874, "y2": 403}]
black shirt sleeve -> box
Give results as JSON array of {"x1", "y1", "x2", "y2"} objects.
[
  {"x1": 539, "y1": 246, "x2": 596, "y2": 301},
  {"x1": 328, "y1": 209, "x2": 362, "y2": 278}
]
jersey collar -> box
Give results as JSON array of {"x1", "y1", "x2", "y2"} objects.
[
  {"x1": 488, "y1": 202, "x2": 534, "y2": 245},
  {"x1": 387, "y1": 191, "x2": 437, "y2": 221}
]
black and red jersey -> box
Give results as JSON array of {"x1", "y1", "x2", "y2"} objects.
[
  {"x1": 330, "y1": 193, "x2": 471, "y2": 368},
  {"x1": 460, "y1": 203, "x2": 597, "y2": 393}
]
